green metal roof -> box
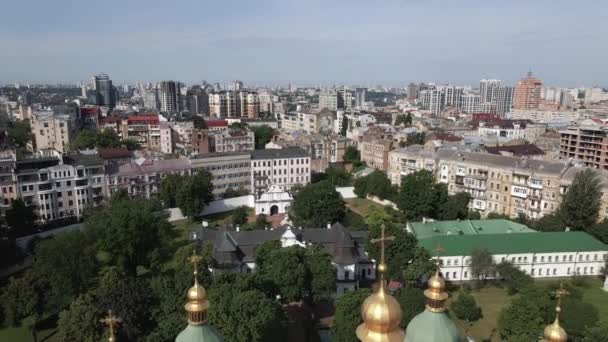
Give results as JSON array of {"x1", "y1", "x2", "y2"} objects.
[
  {"x1": 405, "y1": 310, "x2": 461, "y2": 342},
  {"x1": 175, "y1": 324, "x2": 223, "y2": 342},
  {"x1": 409, "y1": 219, "x2": 537, "y2": 239},
  {"x1": 418, "y1": 231, "x2": 608, "y2": 256}
]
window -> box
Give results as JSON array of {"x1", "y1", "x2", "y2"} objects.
[
  {"x1": 452, "y1": 272, "x2": 456, "y2": 279},
  {"x1": 531, "y1": 269, "x2": 535, "y2": 275},
  {"x1": 553, "y1": 269, "x2": 556, "y2": 275},
  {"x1": 567, "y1": 267, "x2": 571, "y2": 275},
  {"x1": 464, "y1": 271, "x2": 468, "y2": 278},
  {"x1": 541, "y1": 256, "x2": 545, "y2": 262},
  {"x1": 344, "y1": 271, "x2": 349, "y2": 280},
  {"x1": 548, "y1": 256, "x2": 552, "y2": 262}
]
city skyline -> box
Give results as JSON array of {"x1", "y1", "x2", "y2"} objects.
[{"x1": 1, "y1": 1, "x2": 607, "y2": 86}]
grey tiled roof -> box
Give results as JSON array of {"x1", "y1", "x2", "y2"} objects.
[{"x1": 192, "y1": 222, "x2": 369, "y2": 267}]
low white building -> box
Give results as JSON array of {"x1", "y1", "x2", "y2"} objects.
[
  {"x1": 409, "y1": 219, "x2": 608, "y2": 282},
  {"x1": 254, "y1": 185, "x2": 293, "y2": 216}
]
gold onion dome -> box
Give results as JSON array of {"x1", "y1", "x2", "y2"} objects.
[
  {"x1": 543, "y1": 285, "x2": 569, "y2": 342},
  {"x1": 356, "y1": 225, "x2": 405, "y2": 342}
]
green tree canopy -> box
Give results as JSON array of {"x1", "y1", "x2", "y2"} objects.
[
  {"x1": 289, "y1": 180, "x2": 346, "y2": 227},
  {"x1": 398, "y1": 170, "x2": 446, "y2": 220},
  {"x1": 304, "y1": 244, "x2": 337, "y2": 300},
  {"x1": 176, "y1": 170, "x2": 214, "y2": 217},
  {"x1": 325, "y1": 166, "x2": 352, "y2": 186},
  {"x1": 86, "y1": 198, "x2": 172, "y2": 275},
  {"x1": 582, "y1": 321, "x2": 608, "y2": 341},
  {"x1": 394, "y1": 287, "x2": 425, "y2": 329},
  {"x1": 330, "y1": 288, "x2": 370, "y2": 342},
  {"x1": 497, "y1": 286, "x2": 551, "y2": 341},
  {"x1": 209, "y1": 284, "x2": 287, "y2": 342},
  {"x1": 251, "y1": 125, "x2": 275, "y2": 149},
  {"x1": 495, "y1": 261, "x2": 533, "y2": 294},
  {"x1": 56, "y1": 294, "x2": 102, "y2": 342},
  {"x1": 354, "y1": 170, "x2": 394, "y2": 200},
  {"x1": 5, "y1": 198, "x2": 37, "y2": 235},
  {"x1": 470, "y1": 248, "x2": 495, "y2": 283},
  {"x1": 451, "y1": 292, "x2": 482, "y2": 322},
  {"x1": 231, "y1": 206, "x2": 249, "y2": 226},
  {"x1": 159, "y1": 174, "x2": 183, "y2": 208},
  {"x1": 438, "y1": 192, "x2": 471, "y2": 220},
  {"x1": 559, "y1": 169, "x2": 601, "y2": 231}
]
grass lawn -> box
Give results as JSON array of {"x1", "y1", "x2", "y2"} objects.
[
  {"x1": 0, "y1": 326, "x2": 59, "y2": 342},
  {"x1": 200, "y1": 207, "x2": 255, "y2": 227},
  {"x1": 448, "y1": 286, "x2": 510, "y2": 341},
  {"x1": 344, "y1": 198, "x2": 384, "y2": 216}
]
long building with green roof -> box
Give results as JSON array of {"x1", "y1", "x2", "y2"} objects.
[{"x1": 409, "y1": 219, "x2": 608, "y2": 282}]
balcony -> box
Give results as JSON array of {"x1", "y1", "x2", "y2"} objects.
[
  {"x1": 511, "y1": 186, "x2": 528, "y2": 198},
  {"x1": 527, "y1": 180, "x2": 543, "y2": 189}
]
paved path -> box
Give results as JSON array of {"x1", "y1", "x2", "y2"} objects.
[{"x1": 15, "y1": 223, "x2": 83, "y2": 250}]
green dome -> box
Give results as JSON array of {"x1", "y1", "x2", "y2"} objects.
[
  {"x1": 405, "y1": 310, "x2": 460, "y2": 342},
  {"x1": 176, "y1": 324, "x2": 223, "y2": 342}
]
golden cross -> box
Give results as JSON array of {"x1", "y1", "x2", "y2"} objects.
[
  {"x1": 553, "y1": 283, "x2": 570, "y2": 312},
  {"x1": 188, "y1": 249, "x2": 202, "y2": 284},
  {"x1": 370, "y1": 224, "x2": 395, "y2": 285},
  {"x1": 100, "y1": 310, "x2": 121, "y2": 341},
  {"x1": 433, "y1": 243, "x2": 445, "y2": 269}
]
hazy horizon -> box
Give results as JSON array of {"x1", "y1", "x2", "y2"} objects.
[{"x1": 2, "y1": 0, "x2": 607, "y2": 87}]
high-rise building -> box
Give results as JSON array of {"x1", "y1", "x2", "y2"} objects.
[
  {"x1": 186, "y1": 86, "x2": 209, "y2": 115},
  {"x1": 142, "y1": 88, "x2": 159, "y2": 110},
  {"x1": 93, "y1": 74, "x2": 116, "y2": 108},
  {"x1": 418, "y1": 88, "x2": 443, "y2": 115},
  {"x1": 407, "y1": 83, "x2": 419, "y2": 100},
  {"x1": 319, "y1": 87, "x2": 352, "y2": 111},
  {"x1": 513, "y1": 72, "x2": 542, "y2": 110},
  {"x1": 460, "y1": 94, "x2": 481, "y2": 113},
  {"x1": 159, "y1": 81, "x2": 183, "y2": 113},
  {"x1": 479, "y1": 79, "x2": 502, "y2": 103},
  {"x1": 208, "y1": 91, "x2": 258, "y2": 118},
  {"x1": 440, "y1": 86, "x2": 464, "y2": 107},
  {"x1": 495, "y1": 86, "x2": 514, "y2": 117},
  {"x1": 355, "y1": 88, "x2": 367, "y2": 108},
  {"x1": 233, "y1": 80, "x2": 243, "y2": 91}
]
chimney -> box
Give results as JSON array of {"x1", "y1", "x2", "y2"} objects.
[
  {"x1": 236, "y1": 225, "x2": 240, "y2": 232},
  {"x1": 327, "y1": 222, "x2": 332, "y2": 229}
]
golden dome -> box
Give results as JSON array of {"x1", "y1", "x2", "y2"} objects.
[
  {"x1": 543, "y1": 319, "x2": 567, "y2": 342},
  {"x1": 357, "y1": 225, "x2": 405, "y2": 342},
  {"x1": 543, "y1": 285, "x2": 569, "y2": 342},
  {"x1": 424, "y1": 273, "x2": 449, "y2": 303},
  {"x1": 184, "y1": 251, "x2": 209, "y2": 325}
]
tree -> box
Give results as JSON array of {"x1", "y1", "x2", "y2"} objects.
[
  {"x1": 394, "y1": 287, "x2": 425, "y2": 329},
  {"x1": 497, "y1": 287, "x2": 551, "y2": 341},
  {"x1": 6, "y1": 120, "x2": 32, "y2": 148},
  {"x1": 469, "y1": 248, "x2": 495, "y2": 283},
  {"x1": 0, "y1": 270, "x2": 45, "y2": 341},
  {"x1": 289, "y1": 181, "x2": 346, "y2": 227},
  {"x1": 495, "y1": 262, "x2": 533, "y2": 294},
  {"x1": 254, "y1": 240, "x2": 282, "y2": 275},
  {"x1": 176, "y1": 170, "x2": 214, "y2": 217},
  {"x1": 257, "y1": 246, "x2": 308, "y2": 302},
  {"x1": 70, "y1": 129, "x2": 98, "y2": 150},
  {"x1": 30, "y1": 231, "x2": 99, "y2": 310},
  {"x1": 559, "y1": 169, "x2": 601, "y2": 231},
  {"x1": 254, "y1": 214, "x2": 268, "y2": 230},
  {"x1": 5, "y1": 198, "x2": 37, "y2": 235},
  {"x1": 209, "y1": 285, "x2": 287, "y2": 342},
  {"x1": 550, "y1": 297, "x2": 599, "y2": 340},
  {"x1": 251, "y1": 125, "x2": 275, "y2": 149},
  {"x1": 340, "y1": 117, "x2": 349, "y2": 136},
  {"x1": 56, "y1": 294, "x2": 102, "y2": 342},
  {"x1": 365, "y1": 208, "x2": 426, "y2": 281},
  {"x1": 533, "y1": 212, "x2": 565, "y2": 232},
  {"x1": 437, "y1": 192, "x2": 471, "y2": 220},
  {"x1": 86, "y1": 198, "x2": 172, "y2": 275},
  {"x1": 159, "y1": 174, "x2": 183, "y2": 208},
  {"x1": 394, "y1": 114, "x2": 409, "y2": 126},
  {"x1": 353, "y1": 176, "x2": 368, "y2": 198},
  {"x1": 582, "y1": 321, "x2": 608, "y2": 341},
  {"x1": 365, "y1": 170, "x2": 394, "y2": 200},
  {"x1": 331, "y1": 288, "x2": 370, "y2": 342},
  {"x1": 344, "y1": 145, "x2": 360, "y2": 163},
  {"x1": 304, "y1": 245, "x2": 336, "y2": 300},
  {"x1": 451, "y1": 292, "x2": 482, "y2": 322},
  {"x1": 94, "y1": 268, "x2": 154, "y2": 340},
  {"x1": 325, "y1": 166, "x2": 352, "y2": 186},
  {"x1": 587, "y1": 218, "x2": 608, "y2": 244},
  {"x1": 402, "y1": 247, "x2": 435, "y2": 286},
  {"x1": 485, "y1": 213, "x2": 511, "y2": 220},
  {"x1": 231, "y1": 206, "x2": 249, "y2": 226},
  {"x1": 398, "y1": 170, "x2": 446, "y2": 220},
  {"x1": 406, "y1": 132, "x2": 426, "y2": 146}
]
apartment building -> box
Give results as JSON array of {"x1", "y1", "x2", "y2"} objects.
[
  {"x1": 190, "y1": 152, "x2": 252, "y2": 198},
  {"x1": 251, "y1": 148, "x2": 311, "y2": 194},
  {"x1": 266, "y1": 132, "x2": 346, "y2": 173},
  {"x1": 559, "y1": 126, "x2": 608, "y2": 170},
  {"x1": 0, "y1": 149, "x2": 17, "y2": 215},
  {"x1": 191, "y1": 129, "x2": 255, "y2": 154},
  {"x1": 209, "y1": 91, "x2": 259, "y2": 118},
  {"x1": 105, "y1": 157, "x2": 191, "y2": 199},
  {"x1": 358, "y1": 126, "x2": 395, "y2": 171},
  {"x1": 31, "y1": 111, "x2": 78, "y2": 153},
  {"x1": 279, "y1": 109, "x2": 336, "y2": 134},
  {"x1": 513, "y1": 72, "x2": 542, "y2": 110},
  {"x1": 387, "y1": 146, "x2": 594, "y2": 219},
  {"x1": 100, "y1": 115, "x2": 163, "y2": 152},
  {"x1": 16, "y1": 152, "x2": 105, "y2": 221},
  {"x1": 319, "y1": 87, "x2": 352, "y2": 111}
]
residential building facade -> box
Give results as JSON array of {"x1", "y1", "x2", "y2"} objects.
[
  {"x1": 31, "y1": 111, "x2": 78, "y2": 153},
  {"x1": 190, "y1": 152, "x2": 252, "y2": 198},
  {"x1": 513, "y1": 72, "x2": 542, "y2": 110},
  {"x1": 251, "y1": 148, "x2": 311, "y2": 194}
]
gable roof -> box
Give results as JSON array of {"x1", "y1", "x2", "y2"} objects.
[
  {"x1": 409, "y1": 219, "x2": 536, "y2": 240},
  {"x1": 485, "y1": 144, "x2": 545, "y2": 157}
]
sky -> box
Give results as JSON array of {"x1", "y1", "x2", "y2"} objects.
[{"x1": 1, "y1": 0, "x2": 607, "y2": 87}]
